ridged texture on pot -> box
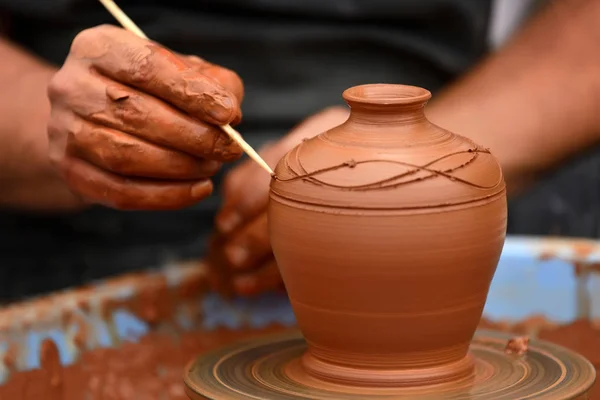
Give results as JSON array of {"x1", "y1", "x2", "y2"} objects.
[{"x1": 268, "y1": 84, "x2": 507, "y2": 386}]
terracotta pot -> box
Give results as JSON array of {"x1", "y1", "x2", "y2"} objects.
[{"x1": 268, "y1": 84, "x2": 507, "y2": 387}]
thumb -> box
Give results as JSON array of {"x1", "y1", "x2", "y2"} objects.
[{"x1": 216, "y1": 142, "x2": 279, "y2": 234}]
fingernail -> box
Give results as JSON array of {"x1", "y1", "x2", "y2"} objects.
[
  {"x1": 216, "y1": 212, "x2": 242, "y2": 234},
  {"x1": 208, "y1": 96, "x2": 235, "y2": 124},
  {"x1": 231, "y1": 108, "x2": 243, "y2": 126},
  {"x1": 225, "y1": 245, "x2": 249, "y2": 269},
  {"x1": 191, "y1": 181, "x2": 213, "y2": 199}
]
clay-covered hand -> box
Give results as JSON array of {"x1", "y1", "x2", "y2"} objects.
[
  {"x1": 207, "y1": 106, "x2": 350, "y2": 296},
  {"x1": 47, "y1": 25, "x2": 244, "y2": 210}
]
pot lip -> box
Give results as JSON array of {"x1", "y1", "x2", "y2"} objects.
[{"x1": 343, "y1": 84, "x2": 432, "y2": 106}]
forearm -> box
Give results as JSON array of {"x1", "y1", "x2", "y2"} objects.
[
  {"x1": 0, "y1": 38, "x2": 83, "y2": 210},
  {"x1": 426, "y1": 0, "x2": 600, "y2": 193}
]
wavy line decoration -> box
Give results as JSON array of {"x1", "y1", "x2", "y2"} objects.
[{"x1": 274, "y1": 146, "x2": 503, "y2": 191}]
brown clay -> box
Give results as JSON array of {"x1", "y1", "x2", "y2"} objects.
[
  {"x1": 479, "y1": 317, "x2": 600, "y2": 399},
  {"x1": 0, "y1": 287, "x2": 596, "y2": 399},
  {"x1": 0, "y1": 266, "x2": 289, "y2": 399},
  {"x1": 4, "y1": 318, "x2": 597, "y2": 400},
  {"x1": 0, "y1": 326, "x2": 289, "y2": 400},
  {"x1": 504, "y1": 336, "x2": 529, "y2": 355},
  {"x1": 269, "y1": 84, "x2": 507, "y2": 386}
]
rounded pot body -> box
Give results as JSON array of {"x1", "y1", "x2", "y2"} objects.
[{"x1": 269, "y1": 84, "x2": 507, "y2": 386}]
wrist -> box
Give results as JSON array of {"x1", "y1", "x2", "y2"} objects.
[{"x1": 7, "y1": 67, "x2": 55, "y2": 181}]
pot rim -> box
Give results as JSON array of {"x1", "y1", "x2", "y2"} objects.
[{"x1": 343, "y1": 83, "x2": 432, "y2": 106}]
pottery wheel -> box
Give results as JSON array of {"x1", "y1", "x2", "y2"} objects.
[{"x1": 184, "y1": 330, "x2": 595, "y2": 400}]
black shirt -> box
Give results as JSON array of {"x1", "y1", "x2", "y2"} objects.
[{"x1": 0, "y1": 0, "x2": 492, "y2": 300}]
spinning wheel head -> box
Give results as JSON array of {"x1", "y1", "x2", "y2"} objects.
[{"x1": 184, "y1": 330, "x2": 595, "y2": 399}]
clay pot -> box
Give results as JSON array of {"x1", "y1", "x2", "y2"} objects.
[{"x1": 268, "y1": 84, "x2": 507, "y2": 387}]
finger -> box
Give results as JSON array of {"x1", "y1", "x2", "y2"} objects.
[
  {"x1": 193, "y1": 63, "x2": 244, "y2": 126},
  {"x1": 184, "y1": 55, "x2": 244, "y2": 105},
  {"x1": 223, "y1": 141, "x2": 278, "y2": 190},
  {"x1": 216, "y1": 106, "x2": 351, "y2": 232},
  {"x1": 216, "y1": 157, "x2": 273, "y2": 234},
  {"x1": 56, "y1": 156, "x2": 213, "y2": 210},
  {"x1": 51, "y1": 110, "x2": 222, "y2": 180},
  {"x1": 221, "y1": 213, "x2": 271, "y2": 271},
  {"x1": 49, "y1": 68, "x2": 242, "y2": 162},
  {"x1": 205, "y1": 235, "x2": 236, "y2": 298},
  {"x1": 175, "y1": 54, "x2": 243, "y2": 125},
  {"x1": 70, "y1": 25, "x2": 240, "y2": 126},
  {"x1": 70, "y1": 124, "x2": 223, "y2": 179},
  {"x1": 232, "y1": 258, "x2": 282, "y2": 297}
]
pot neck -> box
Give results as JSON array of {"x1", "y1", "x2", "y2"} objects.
[{"x1": 343, "y1": 84, "x2": 431, "y2": 126}]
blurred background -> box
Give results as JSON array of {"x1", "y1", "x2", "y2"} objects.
[
  {"x1": 0, "y1": 0, "x2": 599, "y2": 398},
  {"x1": 1, "y1": 0, "x2": 597, "y2": 302}
]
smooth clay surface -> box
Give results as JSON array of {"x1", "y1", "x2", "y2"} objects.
[{"x1": 269, "y1": 84, "x2": 508, "y2": 387}]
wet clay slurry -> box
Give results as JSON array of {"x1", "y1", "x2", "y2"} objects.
[
  {"x1": 479, "y1": 317, "x2": 600, "y2": 399},
  {"x1": 269, "y1": 84, "x2": 508, "y2": 386},
  {"x1": 0, "y1": 267, "x2": 290, "y2": 399},
  {"x1": 1, "y1": 319, "x2": 595, "y2": 399},
  {"x1": 0, "y1": 327, "x2": 289, "y2": 399}
]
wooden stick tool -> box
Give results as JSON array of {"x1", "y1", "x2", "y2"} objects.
[{"x1": 97, "y1": 0, "x2": 274, "y2": 175}]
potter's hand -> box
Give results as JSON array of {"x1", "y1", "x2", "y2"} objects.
[
  {"x1": 47, "y1": 25, "x2": 244, "y2": 210},
  {"x1": 207, "y1": 107, "x2": 350, "y2": 296}
]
